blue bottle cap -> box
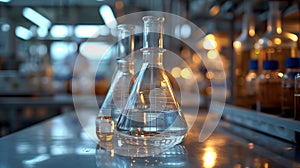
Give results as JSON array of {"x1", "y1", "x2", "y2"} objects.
[
  {"x1": 263, "y1": 60, "x2": 278, "y2": 70},
  {"x1": 285, "y1": 57, "x2": 300, "y2": 68},
  {"x1": 248, "y1": 60, "x2": 258, "y2": 70}
]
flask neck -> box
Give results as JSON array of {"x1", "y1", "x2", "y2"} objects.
[
  {"x1": 267, "y1": 1, "x2": 282, "y2": 34},
  {"x1": 117, "y1": 60, "x2": 130, "y2": 73},
  {"x1": 142, "y1": 48, "x2": 164, "y2": 66},
  {"x1": 142, "y1": 16, "x2": 164, "y2": 48},
  {"x1": 241, "y1": 1, "x2": 255, "y2": 37},
  {"x1": 117, "y1": 24, "x2": 135, "y2": 73}
]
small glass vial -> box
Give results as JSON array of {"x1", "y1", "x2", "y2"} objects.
[
  {"x1": 95, "y1": 116, "x2": 114, "y2": 142},
  {"x1": 245, "y1": 59, "x2": 258, "y2": 109},
  {"x1": 295, "y1": 73, "x2": 300, "y2": 121},
  {"x1": 256, "y1": 60, "x2": 282, "y2": 114},
  {"x1": 281, "y1": 58, "x2": 300, "y2": 118}
]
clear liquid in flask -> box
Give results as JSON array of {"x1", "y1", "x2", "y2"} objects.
[{"x1": 116, "y1": 64, "x2": 188, "y2": 147}]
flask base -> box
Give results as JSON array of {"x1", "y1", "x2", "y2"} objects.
[{"x1": 115, "y1": 130, "x2": 186, "y2": 148}]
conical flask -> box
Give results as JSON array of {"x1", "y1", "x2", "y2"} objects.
[
  {"x1": 96, "y1": 24, "x2": 135, "y2": 141},
  {"x1": 254, "y1": 1, "x2": 298, "y2": 73},
  {"x1": 233, "y1": 0, "x2": 257, "y2": 107},
  {"x1": 116, "y1": 16, "x2": 188, "y2": 147}
]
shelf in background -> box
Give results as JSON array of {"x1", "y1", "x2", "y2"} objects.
[{"x1": 212, "y1": 103, "x2": 300, "y2": 144}]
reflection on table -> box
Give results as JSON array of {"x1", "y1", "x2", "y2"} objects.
[{"x1": 0, "y1": 110, "x2": 299, "y2": 168}]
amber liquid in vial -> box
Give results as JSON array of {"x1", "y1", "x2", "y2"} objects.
[
  {"x1": 96, "y1": 116, "x2": 114, "y2": 142},
  {"x1": 258, "y1": 81, "x2": 282, "y2": 114}
]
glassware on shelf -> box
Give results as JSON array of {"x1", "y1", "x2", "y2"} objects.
[
  {"x1": 115, "y1": 16, "x2": 188, "y2": 147},
  {"x1": 256, "y1": 60, "x2": 282, "y2": 114},
  {"x1": 95, "y1": 24, "x2": 135, "y2": 141},
  {"x1": 294, "y1": 73, "x2": 300, "y2": 121},
  {"x1": 281, "y1": 58, "x2": 300, "y2": 118},
  {"x1": 233, "y1": 0, "x2": 257, "y2": 107},
  {"x1": 245, "y1": 59, "x2": 258, "y2": 109},
  {"x1": 254, "y1": 1, "x2": 298, "y2": 73}
]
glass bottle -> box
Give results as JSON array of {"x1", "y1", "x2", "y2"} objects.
[
  {"x1": 254, "y1": 1, "x2": 298, "y2": 73},
  {"x1": 95, "y1": 24, "x2": 135, "y2": 141},
  {"x1": 281, "y1": 58, "x2": 300, "y2": 118},
  {"x1": 233, "y1": 0, "x2": 256, "y2": 107},
  {"x1": 245, "y1": 59, "x2": 258, "y2": 109},
  {"x1": 256, "y1": 60, "x2": 282, "y2": 114},
  {"x1": 116, "y1": 16, "x2": 188, "y2": 147},
  {"x1": 295, "y1": 73, "x2": 300, "y2": 121}
]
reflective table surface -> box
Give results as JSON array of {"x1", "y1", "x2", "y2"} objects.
[{"x1": 1, "y1": 108, "x2": 300, "y2": 168}]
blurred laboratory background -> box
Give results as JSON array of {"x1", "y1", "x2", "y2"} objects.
[{"x1": 0, "y1": 0, "x2": 299, "y2": 137}]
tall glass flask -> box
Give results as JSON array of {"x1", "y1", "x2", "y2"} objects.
[
  {"x1": 254, "y1": 1, "x2": 298, "y2": 73},
  {"x1": 233, "y1": 0, "x2": 256, "y2": 107},
  {"x1": 96, "y1": 24, "x2": 135, "y2": 141},
  {"x1": 116, "y1": 16, "x2": 188, "y2": 147}
]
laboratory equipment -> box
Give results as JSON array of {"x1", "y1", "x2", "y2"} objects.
[
  {"x1": 96, "y1": 24, "x2": 135, "y2": 141},
  {"x1": 116, "y1": 16, "x2": 188, "y2": 147}
]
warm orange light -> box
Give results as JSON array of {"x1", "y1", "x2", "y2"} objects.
[
  {"x1": 276, "y1": 27, "x2": 282, "y2": 34},
  {"x1": 180, "y1": 47, "x2": 191, "y2": 58},
  {"x1": 274, "y1": 38, "x2": 281, "y2": 45},
  {"x1": 267, "y1": 25, "x2": 272, "y2": 32},
  {"x1": 206, "y1": 71, "x2": 214, "y2": 79},
  {"x1": 203, "y1": 147, "x2": 217, "y2": 168},
  {"x1": 192, "y1": 53, "x2": 201, "y2": 64},
  {"x1": 264, "y1": 162, "x2": 269, "y2": 168},
  {"x1": 115, "y1": 1, "x2": 124, "y2": 10},
  {"x1": 209, "y1": 5, "x2": 220, "y2": 16},
  {"x1": 206, "y1": 34, "x2": 215, "y2": 40},
  {"x1": 286, "y1": 32, "x2": 298, "y2": 42},
  {"x1": 139, "y1": 92, "x2": 145, "y2": 105},
  {"x1": 171, "y1": 67, "x2": 181, "y2": 78},
  {"x1": 207, "y1": 50, "x2": 218, "y2": 59},
  {"x1": 248, "y1": 142, "x2": 254, "y2": 149},
  {"x1": 267, "y1": 40, "x2": 272, "y2": 46},
  {"x1": 233, "y1": 41, "x2": 241, "y2": 49},
  {"x1": 249, "y1": 28, "x2": 255, "y2": 37},
  {"x1": 181, "y1": 68, "x2": 192, "y2": 79}
]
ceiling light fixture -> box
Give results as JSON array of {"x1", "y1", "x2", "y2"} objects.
[
  {"x1": 74, "y1": 25, "x2": 101, "y2": 38},
  {"x1": 0, "y1": 0, "x2": 11, "y2": 3},
  {"x1": 15, "y1": 26, "x2": 32, "y2": 40},
  {"x1": 22, "y1": 7, "x2": 51, "y2": 29},
  {"x1": 99, "y1": 5, "x2": 117, "y2": 29},
  {"x1": 50, "y1": 25, "x2": 72, "y2": 38}
]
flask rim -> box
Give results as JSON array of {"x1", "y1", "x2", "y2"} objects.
[
  {"x1": 117, "y1": 24, "x2": 135, "y2": 31},
  {"x1": 140, "y1": 47, "x2": 166, "y2": 53},
  {"x1": 142, "y1": 16, "x2": 165, "y2": 23}
]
